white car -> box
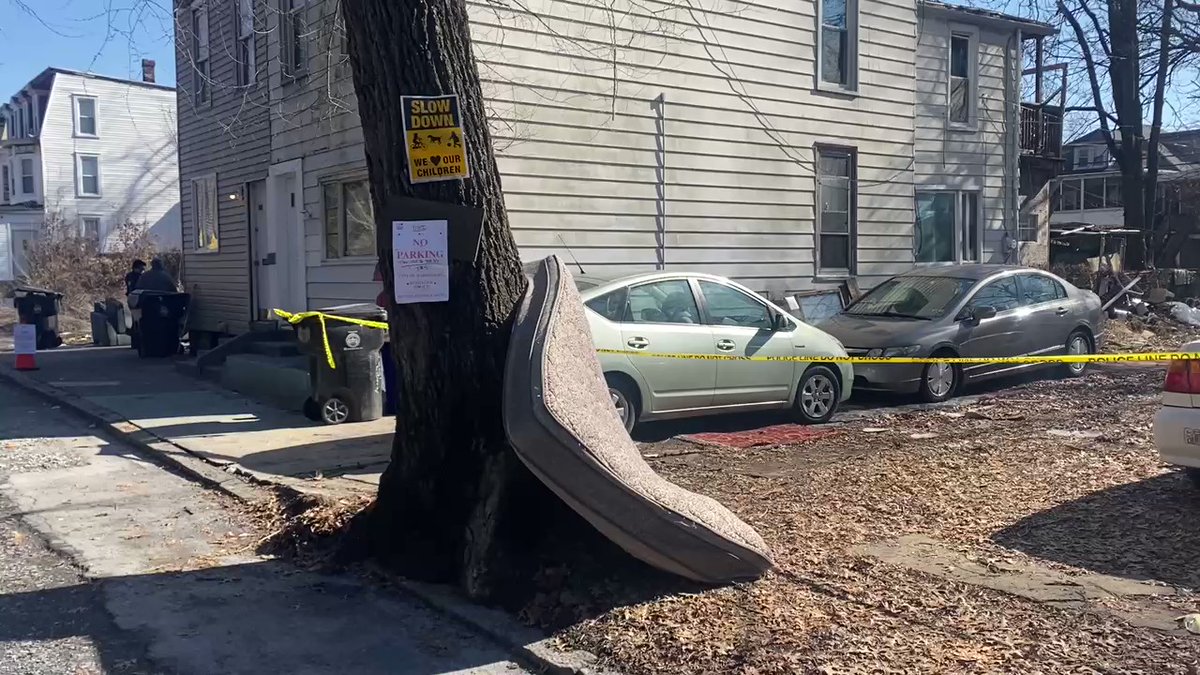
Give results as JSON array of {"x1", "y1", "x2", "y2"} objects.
[
  {"x1": 570, "y1": 270, "x2": 854, "y2": 431},
  {"x1": 1153, "y1": 341, "x2": 1200, "y2": 488}
]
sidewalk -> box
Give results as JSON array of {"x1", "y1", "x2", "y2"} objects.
[{"x1": 0, "y1": 345, "x2": 391, "y2": 499}]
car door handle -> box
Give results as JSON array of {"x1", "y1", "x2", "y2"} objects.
[
  {"x1": 626, "y1": 337, "x2": 649, "y2": 349},
  {"x1": 716, "y1": 339, "x2": 736, "y2": 351},
  {"x1": 1055, "y1": 307, "x2": 1069, "y2": 316}
]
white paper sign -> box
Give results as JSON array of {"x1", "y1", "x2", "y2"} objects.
[
  {"x1": 13, "y1": 324, "x2": 36, "y2": 355},
  {"x1": 392, "y1": 219, "x2": 449, "y2": 304}
]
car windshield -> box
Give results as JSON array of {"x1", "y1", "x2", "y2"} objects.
[{"x1": 845, "y1": 275, "x2": 976, "y2": 320}]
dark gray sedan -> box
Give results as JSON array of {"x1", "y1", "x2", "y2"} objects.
[{"x1": 820, "y1": 265, "x2": 1105, "y2": 402}]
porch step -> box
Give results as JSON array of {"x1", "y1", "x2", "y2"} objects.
[
  {"x1": 220, "y1": 354, "x2": 310, "y2": 412},
  {"x1": 247, "y1": 339, "x2": 301, "y2": 358}
]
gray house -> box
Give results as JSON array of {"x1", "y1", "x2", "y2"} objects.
[{"x1": 173, "y1": 0, "x2": 1055, "y2": 345}]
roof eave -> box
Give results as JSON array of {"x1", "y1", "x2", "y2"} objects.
[{"x1": 920, "y1": 1, "x2": 1058, "y2": 37}]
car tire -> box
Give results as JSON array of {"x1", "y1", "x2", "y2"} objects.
[
  {"x1": 605, "y1": 373, "x2": 640, "y2": 433},
  {"x1": 793, "y1": 365, "x2": 841, "y2": 424},
  {"x1": 1185, "y1": 468, "x2": 1200, "y2": 490},
  {"x1": 1060, "y1": 330, "x2": 1093, "y2": 378},
  {"x1": 918, "y1": 352, "x2": 959, "y2": 403}
]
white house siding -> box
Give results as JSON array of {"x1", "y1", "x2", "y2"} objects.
[
  {"x1": 266, "y1": 0, "x2": 919, "y2": 311},
  {"x1": 38, "y1": 73, "x2": 180, "y2": 250},
  {"x1": 175, "y1": 0, "x2": 272, "y2": 335},
  {"x1": 914, "y1": 6, "x2": 1017, "y2": 263}
]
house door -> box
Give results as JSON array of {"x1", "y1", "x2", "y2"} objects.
[
  {"x1": 264, "y1": 160, "x2": 307, "y2": 316},
  {"x1": 248, "y1": 180, "x2": 270, "y2": 320}
]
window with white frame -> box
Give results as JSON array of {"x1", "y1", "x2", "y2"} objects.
[
  {"x1": 1018, "y1": 214, "x2": 1039, "y2": 242},
  {"x1": 20, "y1": 158, "x2": 34, "y2": 194},
  {"x1": 1073, "y1": 144, "x2": 1110, "y2": 170},
  {"x1": 948, "y1": 32, "x2": 975, "y2": 126},
  {"x1": 816, "y1": 147, "x2": 856, "y2": 274},
  {"x1": 74, "y1": 96, "x2": 98, "y2": 136},
  {"x1": 818, "y1": 0, "x2": 856, "y2": 89},
  {"x1": 81, "y1": 217, "x2": 101, "y2": 242},
  {"x1": 1053, "y1": 176, "x2": 1124, "y2": 212},
  {"x1": 191, "y1": 4, "x2": 210, "y2": 105},
  {"x1": 236, "y1": 0, "x2": 257, "y2": 87},
  {"x1": 192, "y1": 175, "x2": 218, "y2": 251},
  {"x1": 322, "y1": 178, "x2": 375, "y2": 258},
  {"x1": 281, "y1": 0, "x2": 308, "y2": 79},
  {"x1": 76, "y1": 155, "x2": 100, "y2": 197},
  {"x1": 914, "y1": 191, "x2": 980, "y2": 263}
]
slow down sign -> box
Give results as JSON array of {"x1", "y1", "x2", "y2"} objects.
[{"x1": 402, "y1": 94, "x2": 471, "y2": 184}]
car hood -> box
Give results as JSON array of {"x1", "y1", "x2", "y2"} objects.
[{"x1": 819, "y1": 312, "x2": 937, "y2": 349}]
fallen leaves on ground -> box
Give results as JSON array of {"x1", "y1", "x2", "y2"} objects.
[{"x1": 555, "y1": 367, "x2": 1200, "y2": 674}]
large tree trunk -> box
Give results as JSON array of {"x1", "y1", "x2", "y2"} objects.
[
  {"x1": 340, "y1": 0, "x2": 549, "y2": 602},
  {"x1": 1108, "y1": 0, "x2": 1148, "y2": 268}
]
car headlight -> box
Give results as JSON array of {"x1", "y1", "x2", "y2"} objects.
[{"x1": 882, "y1": 345, "x2": 922, "y2": 357}]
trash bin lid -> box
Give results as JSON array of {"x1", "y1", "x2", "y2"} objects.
[
  {"x1": 317, "y1": 302, "x2": 387, "y2": 322},
  {"x1": 14, "y1": 286, "x2": 62, "y2": 297}
]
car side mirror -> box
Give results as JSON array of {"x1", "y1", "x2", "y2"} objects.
[
  {"x1": 769, "y1": 310, "x2": 787, "y2": 332},
  {"x1": 960, "y1": 306, "x2": 997, "y2": 323}
]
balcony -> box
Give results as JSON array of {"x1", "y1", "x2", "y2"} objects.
[{"x1": 1021, "y1": 103, "x2": 1063, "y2": 159}]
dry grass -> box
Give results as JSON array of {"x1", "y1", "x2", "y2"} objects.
[
  {"x1": 556, "y1": 368, "x2": 1200, "y2": 673},
  {"x1": 248, "y1": 489, "x2": 371, "y2": 568}
]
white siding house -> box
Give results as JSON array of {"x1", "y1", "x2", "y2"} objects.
[
  {"x1": 0, "y1": 67, "x2": 180, "y2": 273},
  {"x1": 175, "y1": 0, "x2": 1054, "y2": 340}
]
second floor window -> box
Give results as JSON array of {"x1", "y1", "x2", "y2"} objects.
[
  {"x1": 948, "y1": 33, "x2": 974, "y2": 125},
  {"x1": 1073, "y1": 145, "x2": 1110, "y2": 170},
  {"x1": 819, "y1": 0, "x2": 856, "y2": 89},
  {"x1": 236, "y1": 0, "x2": 256, "y2": 87},
  {"x1": 816, "y1": 147, "x2": 856, "y2": 275},
  {"x1": 191, "y1": 5, "x2": 210, "y2": 105},
  {"x1": 281, "y1": 0, "x2": 308, "y2": 79},
  {"x1": 75, "y1": 96, "x2": 98, "y2": 136},
  {"x1": 20, "y1": 158, "x2": 34, "y2": 194},
  {"x1": 77, "y1": 155, "x2": 100, "y2": 197}
]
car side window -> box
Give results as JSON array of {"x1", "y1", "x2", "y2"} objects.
[
  {"x1": 968, "y1": 277, "x2": 1021, "y2": 313},
  {"x1": 1020, "y1": 274, "x2": 1066, "y2": 305},
  {"x1": 584, "y1": 287, "x2": 628, "y2": 322},
  {"x1": 698, "y1": 281, "x2": 773, "y2": 330},
  {"x1": 625, "y1": 280, "x2": 700, "y2": 324}
]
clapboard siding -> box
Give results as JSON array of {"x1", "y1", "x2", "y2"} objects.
[
  {"x1": 35, "y1": 73, "x2": 179, "y2": 250},
  {"x1": 913, "y1": 6, "x2": 1016, "y2": 264},
  {"x1": 174, "y1": 0, "x2": 272, "y2": 334}
]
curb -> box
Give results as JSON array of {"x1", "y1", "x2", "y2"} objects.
[{"x1": 0, "y1": 362, "x2": 619, "y2": 675}]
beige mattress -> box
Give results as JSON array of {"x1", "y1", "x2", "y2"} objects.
[{"x1": 503, "y1": 256, "x2": 773, "y2": 584}]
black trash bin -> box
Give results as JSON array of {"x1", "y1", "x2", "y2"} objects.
[
  {"x1": 12, "y1": 287, "x2": 64, "y2": 350},
  {"x1": 128, "y1": 290, "x2": 190, "y2": 358},
  {"x1": 294, "y1": 303, "x2": 387, "y2": 425}
]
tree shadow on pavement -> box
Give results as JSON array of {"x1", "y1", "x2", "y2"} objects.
[
  {"x1": 992, "y1": 471, "x2": 1200, "y2": 590},
  {"x1": 0, "y1": 559, "x2": 534, "y2": 674}
]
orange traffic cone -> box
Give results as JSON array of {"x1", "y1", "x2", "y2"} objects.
[{"x1": 14, "y1": 352, "x2": 37, "y2": 371}]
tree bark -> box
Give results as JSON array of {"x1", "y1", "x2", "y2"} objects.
[
  {"x1": 340, "y1": 0, "x2": 549, "y2": 602},
  {"x1": 1108, "y1": 0, "x2": 1149, "y2": 268}
]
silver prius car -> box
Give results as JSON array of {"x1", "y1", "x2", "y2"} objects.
[
  {"x1": 569, "y1": 270, "x2": 853, "y2": 431},
  {"x1": 820, "y1": 264, "x2": 1105, "y2": 402}
]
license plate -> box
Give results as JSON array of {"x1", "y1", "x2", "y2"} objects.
[{"x1": 1186, "y1": 428, "x2": 1200, "y2": 446}]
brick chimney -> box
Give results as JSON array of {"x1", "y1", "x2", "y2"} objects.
[{"x1": 142, "y1": 59, "x2": 156, "y2": 83}]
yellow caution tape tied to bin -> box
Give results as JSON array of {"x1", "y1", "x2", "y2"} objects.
[
  {"x1": 273, "y1": 309, "x2": 389, "y2": 370},
  {"x1": 595, "y1": 348, "x2": 1199, "y2": 365}
]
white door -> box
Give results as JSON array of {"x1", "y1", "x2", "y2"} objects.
[
  {"x1": 698, "y1": 280, "x2": 797, "y2": 406},
  {"x1": 265, "y1": 160, "x2": 306, "y2": 315},
  {"x1": 618, "y1": 278, "x2": 716, "y2": 412},
  {"x1": 0, "y1": 223, "x2": 12, "y2": 282}
]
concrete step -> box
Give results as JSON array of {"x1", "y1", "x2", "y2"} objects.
[
  {"x1": 247, "y1": 340, "x2": 301, "y2": 358},
  {"x1": 220, "y1": 354, "x2": 311, "y2": 412}
]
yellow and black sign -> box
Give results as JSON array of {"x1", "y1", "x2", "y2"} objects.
[{"x1": 402, "y1": 95, "x2": 470, "y2": 184}]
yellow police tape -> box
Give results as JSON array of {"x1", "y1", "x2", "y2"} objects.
[
  {"x1": 272, "y1": 307, "x2": 1196, "y2": 369},
  {"x1": 273, "y1": 309, "x2": 389, "y2": 369},
  {"x1": 595, "y1": 348, "x2": 1198, "y2": 365}
]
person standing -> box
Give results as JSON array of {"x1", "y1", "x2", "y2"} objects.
[
  {"x1": 124, "y1": 260, "x2": 146, "y2": 296},
  {"x1": 134, "y1": 259, "x2": 178, "y2": 292}
]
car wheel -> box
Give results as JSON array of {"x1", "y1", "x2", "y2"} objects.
[
  {"x1": 793, "y1": 365, "x2": 841, "y2": 424},
  {"x1": 1060, "y1": 330, "x2": 1093, "y2": 378},
  {"x1": 605, "y1": 374, "x2": 640, "y2": 433},
  {"x1": 919, "y1": 354, "x2": 959, "y2": 403},
  {"x1": 1185, "y1": 468, "x2": 1200, "y2": 490}
]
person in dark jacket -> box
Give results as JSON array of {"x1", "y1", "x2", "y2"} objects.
[
  {"x1": 134, "y1": 258, "x2": 178, "y2": 292},
  {"x1": 124, "y1": 260, "x2": 146, "y2": 296}
]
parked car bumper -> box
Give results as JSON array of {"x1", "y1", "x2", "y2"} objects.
[
  {"x1": 851, "y1": 363, "x2": 924, "y2": 394},
  {"x1": 1154, "y1": 404, "x2": 1200, "y2": 468}
]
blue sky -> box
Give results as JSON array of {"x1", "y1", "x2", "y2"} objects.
[{"x1": 1, "y1": 0, "x2": 176, "y2": 97}]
